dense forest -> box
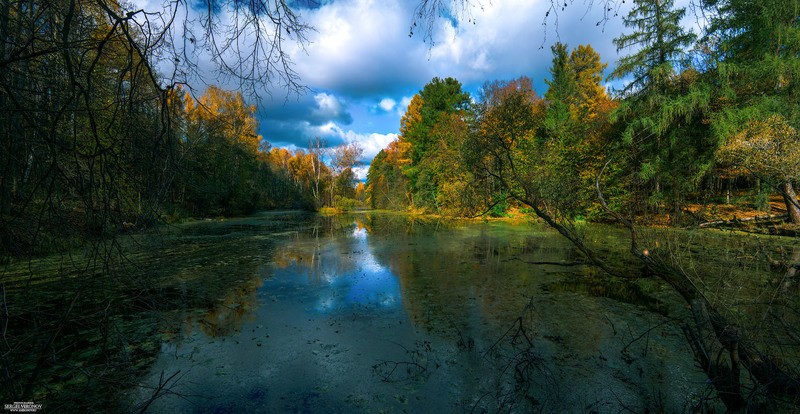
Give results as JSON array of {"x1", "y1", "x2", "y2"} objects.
[
  {"x1": 0, "y1": 0, "x2": 373, "y2": 259},
  {"x1": 0, "y1": 76, "x2": 367, "y2": 257},
  {"x1": 368, "y1": 0, "x2": 800, "y2": 229}
]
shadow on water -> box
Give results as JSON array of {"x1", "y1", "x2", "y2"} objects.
[{"x1": 543, "y1": 275, "x2": 670, "y2": 316}]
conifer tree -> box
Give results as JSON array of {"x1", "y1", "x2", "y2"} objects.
[
  {"x1": 704, "y1": 0, "x2": 800, "y2": 223},
  {"x1": 610, "y1": 0, "x2": 710, "y2": 218},
  {"x1": 610, "y1": 0, "x2": 695, "y2": 96}
]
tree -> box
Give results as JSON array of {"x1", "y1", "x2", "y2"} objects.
[
  {"x1": 717, "y1": 115, "x2": 800, "y2": 223},
  {"x1": 180, "y1": 86, "x2": 264, "y2": 214},
  {"x1": 329, "y1": 142, "x2": 363, "y2": 207},
  {"x1": 366, "y1": 139, "x2": 411, "y2": 210},
  {"x1": 609, "y1": 0, "x2": 711, "y2": 218},
  {"x1": 543, "y1": 43, "x2": 578, "y2": 145},
  {"x1": 308, "y1": 137, "x2": 327, "y2": 209},
  {"x1": 400, "y1": 78, "x2": 470, "y2": 209},
  {"x1": 702, "y1": 0, "x2": 800, "y2": 223},
  {"x1": 539, "y1": 45, "x2": 616, "y2": 217},
  {"x1": 469, "y1": 76, "x2": 542, "y2": 214},
  {"x1": 405, "y1": 77, "x2": 470, "y2": 165},
  {"x1": 610, "y1": 0, "x2": 695, "y2": 96}
]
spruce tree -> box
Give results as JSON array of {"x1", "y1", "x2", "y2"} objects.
[
  {"x1": 704, "y1": 0, "x2": 800, "y2": 223},
  {"x1": 609, "y1": 0, "x2": 710, "y2": 219},
  {"x1": 610, "y1": 0, "x2": 695, "y2": 96}
]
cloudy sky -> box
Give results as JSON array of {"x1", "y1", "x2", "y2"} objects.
[{"x1": 163, "y1": 0, "x2": 699, "y2": 178}]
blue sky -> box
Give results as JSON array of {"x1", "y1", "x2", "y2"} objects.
[{"x1": 157, "y1": 0, "x2": 698, "y2": 178}]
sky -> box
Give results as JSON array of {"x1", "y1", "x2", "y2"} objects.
[{"x1": 144, "y1": 0, "x2": 699, "y2": 179}]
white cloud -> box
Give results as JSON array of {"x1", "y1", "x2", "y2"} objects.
[
  {"x1": 379, "y1": 98, "x2": 396, "y2": 112},
  {"x1": 310, "y1": 92, "x2": 353, "y2": 125},
  {"x1": 303, "y1": 121, "x2": 396, "y2": 162},
  {"x1": 344, "y1": 131, "x2": 398, "y2": 161}
]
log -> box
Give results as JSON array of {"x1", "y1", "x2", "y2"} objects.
[{"x1": 699, "y1": 213, "x2": 787, "y2": 228}]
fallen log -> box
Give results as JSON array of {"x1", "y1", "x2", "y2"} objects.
[{"x1": 699, "y1": 213, "x2": 788, "y2": 228}]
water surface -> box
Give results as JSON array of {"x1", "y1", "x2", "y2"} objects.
[{"x1": 130, "y1": 212, "x2": 707, "y2": 413}]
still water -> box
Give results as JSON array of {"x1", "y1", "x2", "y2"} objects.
[{"x1": 130, "y1": 211, "x2": 706, "y2": 413}]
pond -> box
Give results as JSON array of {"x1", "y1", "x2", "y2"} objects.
[
  {"x1": 121, "y1": 212, "x2": 707, "y2": 413},
  {"x1": 12, "y1": 211, "x2": 773, "y2": 412}
]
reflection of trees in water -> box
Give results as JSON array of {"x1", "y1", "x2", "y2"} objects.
[
  {"x1": 364, "y1": 216, "x2": 578, "y2": 336},
  {"x1": 360, "y1": 215, "x2": 708, "y2": 411},
  {"x1": 195, "y1": 276, "x2": 263, "y2": 338},
  {"x1": 0, "y1": 218, "x2": 281, "y2": 411}
]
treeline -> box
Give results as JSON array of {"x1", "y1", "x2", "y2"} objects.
[
  {"x1": 175, "y1": 86, "x2": 329, "y2": 217},
  {"x1": 0, "y1": 0, "x2": 357, "y2": 258},
  {"x1": 0, "y1": 73, "x2": 365, "y2": 257},
  {"x1": 367, "y1": 0, "x2": 800, "y2": 226}
]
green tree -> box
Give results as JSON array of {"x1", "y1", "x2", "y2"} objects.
[
  {"x1": 610, "y1": 0, "x2": 695, "y2": 96},
  {"x1": 404, "y1": 77, "x2": 470, "y2": 165},
  {"x1": 609, "y1": 0, "x2": 711, "y2": 219},
  {"x1": 540, "y1": 44, "x2": 616, "y2": 217},
  {"x1": 703, "y1": 0, "x2": 800, "y2": 223},
  {"x1": 543, "y1": 43, "x2": 578, "y2": 145},
  {"x1": 401, "y1": 77, "x2": 470, "y2": 209}
]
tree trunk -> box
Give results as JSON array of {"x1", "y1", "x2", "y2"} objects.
[{"x1": 782, "y1": 181, "x2": 800, "y2": 224}]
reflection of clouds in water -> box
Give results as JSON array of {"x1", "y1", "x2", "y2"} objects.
[
  {"x1": 271, "y1": 220, "x2": 403, "y2": 313},
  {"x1": 352, "y1": 226, "x2": 367, "y2": 239},
  {"x1": 308, "y1": 223, "x2": 400, "y2": 312},
  {"x1": 316, "y1": 294, "x2": 336, "y2": 311},
  {"x1": 344, "y1": 268, "x2": 400, "y2": 309}
]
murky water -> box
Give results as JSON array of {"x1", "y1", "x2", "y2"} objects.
[{"x1": 125, "y1": 212, "x2": 709, "y2": 413}]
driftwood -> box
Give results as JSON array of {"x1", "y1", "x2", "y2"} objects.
[{"x1": 699, "y1": 213, "x2": 787, "y2": 228}]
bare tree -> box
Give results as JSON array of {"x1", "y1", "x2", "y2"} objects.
[
  {"x1": 309, "y1": 136, "x2": 327, "y2": 208},
  {"x1": 329, "y1": 142, "x2": 363, "y2": 206}
]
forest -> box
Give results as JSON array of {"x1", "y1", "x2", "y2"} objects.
[
  {"x1": 2, "y1": 0, "x2": 800, "y2": 411},
  {"x1": 367, "y1": 1, "x2": 800, "y2": 229}
]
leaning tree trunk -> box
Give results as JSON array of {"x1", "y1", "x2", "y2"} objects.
[{"x1": 782, "y1": 181, "x2": 800, "y2": 224}]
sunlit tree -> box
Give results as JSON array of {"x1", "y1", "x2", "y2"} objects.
[{"x1": 703, "y1": 0, "x2": 800, "y2": 223}]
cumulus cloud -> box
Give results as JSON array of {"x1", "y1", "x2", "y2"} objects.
[
  {"x1": 379, "y1": 98, "x2": 396, "y2": 112},
  {"x1": 310, "y1": 92, "x2": 353, "y2": 125},
  {"x1": 255, "y1": 0, "x2": 697, "y2": 167}
]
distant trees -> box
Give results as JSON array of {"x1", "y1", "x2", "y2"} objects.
[{"x1": 329, "y1": 142, "x2": 363, "y2": 209}]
